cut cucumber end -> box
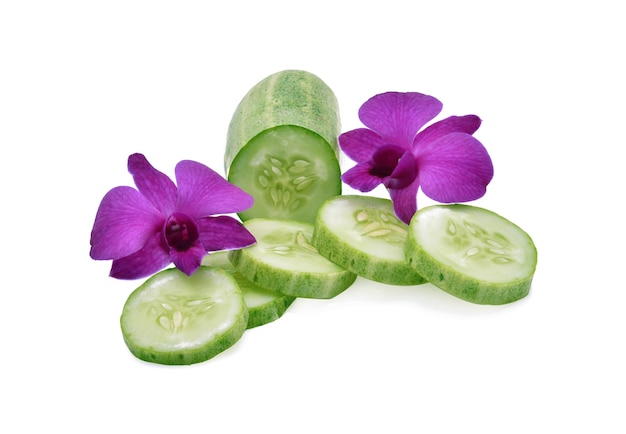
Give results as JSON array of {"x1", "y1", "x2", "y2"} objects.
[
  {"x1": 120, "y1": 267, "x2": 248, "y2": 365},
  {"x1": 202, "y1": 251, "x2": 296, "y2": 329},
  {"x1": 228, "y1": 125, "x2": 341, "y2": 224},
  {"x1": 313, "y1": 195, "x2": 426, "y2": 285},
  {"x1": 230, "y1": 218, "x2": 357, "y2": 299},
  {"x1": 405, "y1": 204, "x2": 537, "y2": 305}
]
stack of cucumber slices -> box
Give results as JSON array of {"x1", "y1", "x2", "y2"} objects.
[{"x1": 120, "y1": 70, "x2": 538, "y2": 365}]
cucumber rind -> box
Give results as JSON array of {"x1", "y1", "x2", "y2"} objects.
[
  {"x1": 312, "y1": 195, "x2": 426, "y2": 286},
  {"x1": 202, "y1": 251, "x2": 296, "y2": 329},
  {"x1": 405, "y1": 204, "x2": 537, "y2": 305},
  {"x1": 229, "y1": 218, "x2": 357, "y2": 299},
  {"x1": 120, "y1": 266, "x2": 248, "y2": 365}
]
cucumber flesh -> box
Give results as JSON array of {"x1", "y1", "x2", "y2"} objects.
[
  {"x1": 229, "y1": 218, "x2": 357, "y2": 299},
  {"x1": 405, "y1": 204, "x2": 537, "y2": 304},
  {"x1": 228, "y1": 125, "x2": 341, "y2": 224},
  {"x1": 120, "y1": 267, "x2": 248, "y2": 365},
  {"x1": 312, "y1": 195, "x2": 426, "y2": 285},
  {"x1": 202, "y1": 251, "x2": 296, "y2": 329}
]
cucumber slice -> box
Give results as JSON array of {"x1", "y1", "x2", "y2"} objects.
[
  {"x1": 120, "y1": 266, "x2": 248, "y2": 365},
  {"x1": 229, "y1": 218, "x2": 357, "y2": 299},
  {"x1": 202, "y1": 251, "x2": 296, "y2": 329},
  {"x1": 312, "y1": 195, "x2": 426, "y2": 285},
  {"x1": 405, "y1": 204, "x2": 537, "y2": 305},
  {"x1": 225, "y1": 70, "x2": 342, "y2": 224}
]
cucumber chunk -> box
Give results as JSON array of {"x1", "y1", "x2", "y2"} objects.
[
  {"x1": 229, "y1": 218, "x2": 357, "y2": 299},
  {"x1": 312, "y1": 195, "x2": 426, "y2": 285},
  {"x1": 405, "y1": 204, "x2": 537, "y2": 305},
  {"x1": 202, "y1": 251, "x2": 296, "y2": 329},
  {"x1": 120, "y1": 267, "x2": 248, "y2": 365},
  {"x1": 225, "y1": 70, "x2": 342, "y2": 224}
]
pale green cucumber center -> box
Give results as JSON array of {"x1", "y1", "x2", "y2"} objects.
[
  {"x1": 414, "y1": 206, "x2": 536, "y2": 283},
  {"x1": 228, "y1": 125, "x2": 340, "y2": 223},
  {"x1": 122, "y1": 268, "x2": 242, "y2": 351},
  {"x1": 245, "y1": 219, "x2": 345, "y2": 273},
  {"x1": 320, "y1": 197, "x2": 408, "y2": 261}
]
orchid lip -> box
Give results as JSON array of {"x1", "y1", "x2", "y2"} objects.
[
  {"x1": 163, "y1": 212, "x2": 199, "y2": 252},
  {"x1": 370, "y1": 144, "x2": 417, "y2": 189}
]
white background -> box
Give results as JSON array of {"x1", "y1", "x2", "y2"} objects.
[{"x1": 2, "y1": 1, "x2": 624, "y2": 432}]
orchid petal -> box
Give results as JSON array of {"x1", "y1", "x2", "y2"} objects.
[
  {"x1": 338, "y1": 128, "x2": 387, "y2": 162},
  {"x1": 414, "y1": 115, "x2": 482, "y2": 148},
  {"x1": 127, "y1": 153, "x2": 177, "y2": 216},
  {"x1": 175, "y1": 160, "x2": 254, "y2": 217},
  {"x1": 90, "y1": 186, "x2": 164, "y2": 260},
  {"x1": 197, "y1": 216, "x2": 256, "y2": 252},
  {"x1": 169, "y1": 240, "x2": 206, "y2": 276},
  {"x1": 358, "y1": 92, "x2": 443, "y2": 147},
  {"x1": 109, "y1": 232, "x2": 171, "y2": 279},
  {"x1": 416, "y1": 133, "x2": 494, "y2": 203},
  {"x1": 389, "y1": 179, "x2": 420, "y2": 225},
  {"x1": 341, "y1": 163, "x2": 383, "y2": 192}
]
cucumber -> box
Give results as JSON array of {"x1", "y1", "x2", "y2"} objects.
[
  {"x1": 120, "y1": 266, "x2": 248, "y2": 365},
  {"x1": 229, "y1": 218, "x2": 357, "y2": 299},
  {"x1": 312, "y1": 195, "x2": 426, "y2": 286},
  {"x1": 405, "y1": 204, "x2": 537, "y2": 305},
  {"x1": 202, "y1": 251, "x2": 296, "y2": 329},
  {"x1": 225, "y1": 70, "x2": 342, "y2": 224}
]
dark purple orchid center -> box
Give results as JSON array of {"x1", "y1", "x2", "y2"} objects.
[
  {"x1": 370, "y1": 144, "x2": 417, "y2": 189},
  {"x1": 164, "y1": 212, "x2": 199, "y2": 252}
]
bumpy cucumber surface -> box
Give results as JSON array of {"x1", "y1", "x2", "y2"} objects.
[
  {"x1": 313, "y1": 195, "x2": 426, "y2": 285},
  {"x1": 225, "y1": 70, "x2": 342, "y2": 224},
  {"x1": 405, "y1": 204, "x2": 537, "y2": 305},
  {"x1": 120, "y1": 267, "x2": 248, "y2": 365},
  {"x1": 229, "y1": 218, "x2": 357, "y2": 299},
  {"x1": 202, "y1": 251, "x2": 296, "y2": 329}
]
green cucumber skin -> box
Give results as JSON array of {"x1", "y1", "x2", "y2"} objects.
[
  {"x1": 120, "y1": 267, "x2": 248, "y2": 365},
  {"x1": 313, "y1": 196, "x2": 426, "y2": 286},
  {"x1": 404, "y1": 205, "x2": 537, "y2": 305},
  {"x1": 246, "y1": 296, "x2": 296, "y2": 329},
  {"x1": 228, "y1": 248, "x2": 357, "y2": 300},
  {"x1": 225, "y1": 69, "x2": 341, "y2": 173}
]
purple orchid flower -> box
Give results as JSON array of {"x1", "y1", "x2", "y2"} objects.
[
  {"x1": 89, "y1": 153, "x2": 256, "y2": 280},
  {"x1": 339, "y1": 92, "x2": 494, "y2": 224}
]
